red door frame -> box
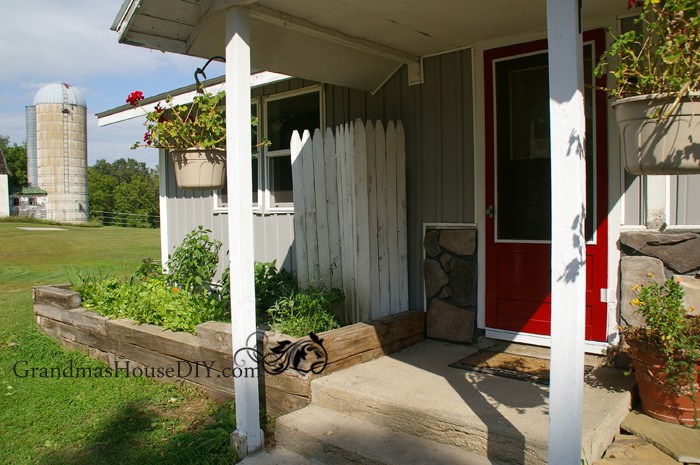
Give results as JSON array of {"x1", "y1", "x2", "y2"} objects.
[{"x1": 484, "y1": 29, "x2": 609, "y2": 342}]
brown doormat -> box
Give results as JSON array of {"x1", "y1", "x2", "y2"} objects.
[{"x1": 450, "y1": 349, "x2": 593, "y2": 385}]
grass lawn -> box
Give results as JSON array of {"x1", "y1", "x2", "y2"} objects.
[{"x1": 0, "y1": 222, "x2": 238, "y2": 465}]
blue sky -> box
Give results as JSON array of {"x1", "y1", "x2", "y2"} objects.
[{"x1": 0, "y1": 1, "x2": 224, "y2": 168}]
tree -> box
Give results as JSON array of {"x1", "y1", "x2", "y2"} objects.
[
  {"x1": 87, "y1": 158, "x2": 159, "y2": 227},
  {"x1": 0, "y1": 135, "x2": 28, "y2": 191}
]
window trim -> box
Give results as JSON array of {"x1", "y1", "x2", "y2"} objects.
[
  {"x1": 213, "y1": 98, "x2": 263, "y2": 214},
  {"x1": 213, "y1": 84, "x2": 324, "y2": 215},
  {"x1": 262, "y1": 84, "x2": 324, "y2": 213}
]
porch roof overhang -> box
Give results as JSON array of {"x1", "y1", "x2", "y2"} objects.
[
  {"x1": 95, "y1": 71, "x2": 289, "y2": 126},
  {"x1": 112, "y1": 0, "x2": 628, "y2": 93}
]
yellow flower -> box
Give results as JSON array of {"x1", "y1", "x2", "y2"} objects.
[
  {"x1": 690, "y1": 307, "x2": 696, "y2": 313},
  {"x1": 646, "y1": 272, "x2": 655, "y2": 277},
  {"x1": 630, "y1": 299, "x2": 641, "y2": 306},
  {"x1": 631, "y1": 284, "x2": 639, "y2": 291}
]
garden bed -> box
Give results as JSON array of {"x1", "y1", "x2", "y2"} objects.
[{"x1": 33, "y1": 284, "x2": 425, "y2": 417}]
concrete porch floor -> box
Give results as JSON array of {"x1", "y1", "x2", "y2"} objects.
[{"x1": 242, "y1": 339, "x2": 636, "y2": 465}]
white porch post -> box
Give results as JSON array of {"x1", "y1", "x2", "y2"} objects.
[
  {"x1": 158, "y1": 149, "x2": 170, "y2": 270},
  {"x1": 225, "y1": 6, "x2": 264, "y2": 456},
  {"x1": 546, "y1": 1, "x2": 587, "y2": 464}
]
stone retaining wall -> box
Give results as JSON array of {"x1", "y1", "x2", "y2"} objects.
[
  {"x1": 619, "y1": 230, "x2": 700, "y2": 327},
  {"x1": 33, "y1": 285, "x2": 425, "y2": 417}
]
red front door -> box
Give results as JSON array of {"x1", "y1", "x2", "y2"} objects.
[{"x1": 484, "y1": 31, "x2": 608, "y2": 342}]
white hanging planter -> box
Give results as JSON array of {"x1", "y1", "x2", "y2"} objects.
[
  {"x1": 613, "y1": 93, "x2": 700, "y2": 175},
  {"x1": 170, "y1": 148, "x2": 226, "y2": 190}
]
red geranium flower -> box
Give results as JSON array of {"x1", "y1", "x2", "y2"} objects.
[
  {"x1": 126, "y1": 91, "x2": 144, "y2": 107},
  {"x1": 628, "y1": 0, "x2": 643, "y2": 8}
]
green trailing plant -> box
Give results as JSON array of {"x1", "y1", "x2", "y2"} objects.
[
  {"x1": 127, "y1": 90, "x2": 227, "y2": 150},
  {"x1": 126, "y1": 89, "x2": 268, "y2": 152},
  {"x1": 166, "y1": 226, "x2": 222, "y2": 295},
  {"x1": 267, "y1": 288, "x2": 344, "y2": 337},
  {"x1": 624, "y1": 277, "x2": 699, "y2": 408},
  {"x1": 594, "y1": 0, "x2": 700, "y2": 104},
  {"x1": 219, "y1": 261, "x2": 298, "y2": 322},
  {"x1": 74, "y1": 267, "x2": 229, "y2": 334}
]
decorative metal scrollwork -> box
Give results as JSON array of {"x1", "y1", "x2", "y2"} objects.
[{"x1": 234, "y1": 331, "x2": 328, "y2": 375}]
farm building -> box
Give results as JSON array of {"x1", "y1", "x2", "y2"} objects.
[
  {"x1": 9, "y1": 187, "x2": 48, "y2": 219},
  {"x1": 98, "y1": 1, "x2": 700, "y2": 463},
  {"x1": 0, "y1": 148, "x2": 8, "y2": 217},
  {"x1": 23, "y1": 83, "x2": 89, "y2": 223}
]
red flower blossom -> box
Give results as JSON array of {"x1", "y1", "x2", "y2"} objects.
[
  {"x1": 628, "y1": 0, "x2": 643, "y2": 9},
  {"x1": 126, "y1": 91, "x2": 144, "y2": 107},
  {"x1": 143, "y1": 129, "x2": 152, "y2": 145},
  {"x1": 151, "y1": 103, "x2": 169, "y2": 123}
]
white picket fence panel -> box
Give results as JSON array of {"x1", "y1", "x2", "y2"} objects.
[{"x1": 291, "y1": 119, "x2": 408, "y2": 322}]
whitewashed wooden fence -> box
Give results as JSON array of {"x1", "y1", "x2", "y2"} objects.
[{"x1": 291, "y1": 120, "x2": 408, "y2": 323}]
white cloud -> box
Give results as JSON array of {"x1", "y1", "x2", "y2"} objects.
[
  {"x1": 1, "y1": 1, "x2": 219, "y2": 167},
  {"x1": 0, "y1": 1, "x2": 193, "y2": 85}
]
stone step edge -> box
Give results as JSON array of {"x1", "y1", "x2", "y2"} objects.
[
  {"x1": 310, "y1": 381, "x2": 547, "y2": 465},
  {"x1": 277, "y1": 404, "x2": 501, "y2": 465}
]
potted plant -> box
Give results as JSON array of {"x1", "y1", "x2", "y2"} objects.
[
  {"x1": 623, "y1": 276, "x2": 699, "y2": 426},
  {"x1": 594, "y1": 0, "x2": 700, "y2": 175},
  {"x1": 127, "y1": 89, "x2": 227, "y2": 190}
]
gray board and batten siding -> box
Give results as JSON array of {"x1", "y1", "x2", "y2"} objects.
[
  {"x1": 162, "y1": 47, "x2": 700, "y2": 310},
  {"x1": 324, "y1": 50, "x2": 476, "y2": 311},
  {"x1": 164, "y1": 50, "x2": 475, "y2": 311}
]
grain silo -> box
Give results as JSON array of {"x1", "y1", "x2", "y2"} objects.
[{"x1": 29, "y1": 83, "x2": 88, "y2": 223}]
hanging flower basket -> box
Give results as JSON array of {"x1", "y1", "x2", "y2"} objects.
[
  {"x1": 613, "y1": 93, "x2": 700, "y2": 175},
  {"x1": 170, "y1": 148, "x2": 226, "y2": 191}
]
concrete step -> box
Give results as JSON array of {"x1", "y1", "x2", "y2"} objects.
[
  {"x1": 238, "y1": 447, "x2": 321, "y2": 465},
  {"x1": 277, "y1": 404, "x2": 502, "y2": 465},
  {"x1": 308, "y1": 340, "x2": 635, "y2": 465}
]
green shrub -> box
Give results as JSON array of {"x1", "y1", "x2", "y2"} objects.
[
  {"x1": 74, "y1": 226, "x2": 344, "y2": 337},
  {"x1": 254, "y1": 261, "x2": 297, "y2": 319},
  {"x1": 75, "y1": 265, "x2": 229, "y2": 334},
  {"x1": 166, "y1": 226, "x2": 221, "y2": 294},
  {"x1": 267, "y1": 288, "x2": 343, "y2": 337}
]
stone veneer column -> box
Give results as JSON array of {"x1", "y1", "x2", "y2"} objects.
[{"x1": 423, "y1": 228, "x2": 477, "y2": 342}]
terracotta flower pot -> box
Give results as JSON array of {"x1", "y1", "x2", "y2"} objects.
[
  {"x1": 629, "y1": 340, "x2": 700, "y2": 426},
  {"x1": 170, "y1": 148, "x2": 226, "y2": 191},
  {"x1": 612, "y1": 93, "x2": 700, "y2": 175}
]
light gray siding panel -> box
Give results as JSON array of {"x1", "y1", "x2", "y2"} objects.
[
  {"x1": 324, "y1": 50, "x2": 476, "y2": 310},
  {"x1": 164, "y1": 157, "x2": 295, "y2": 278},
  {"x1": 674, "y1": 175, "x2": 700, "y2": 225},
  {"x1": 164, "y1": 58, "x2": 477, "y2": 310}
]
